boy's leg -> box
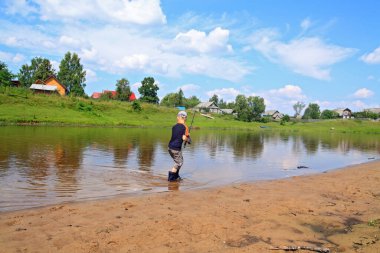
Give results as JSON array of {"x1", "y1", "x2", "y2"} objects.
[{"x1": 168, "y1": 149, "x2": 183, "y2": 181}]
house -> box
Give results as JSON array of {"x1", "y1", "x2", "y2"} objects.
[
  {"x1": 129, "y1": 92, "x2": 136, "y2": 101},
  {"x1": 103, "y1": 90, "x2": 118, "y2": 99},
  {"x1": 10, "y1": 80, "x2": 21, "y2": 87},
  {"x1": 31, "y1": 75, "x2": 68, "y2": 96},
  {"x1": 365, "y1": 108, "x2": 380, "y2": 115},
  {"x1": 194, "y1": 102, "x2": 220, "y2": 114},
  {"x1": 220, "y1": 109, "x2": 234, "y2": 115},
  {"x1": 263, "y1": 110, "x2": 284, "y2": 120},
  {"x1": 91, "y1": 92, "x2": 102, "y2": 99},
  {"x1": 91, "y1": 90, "x2": 137, "y2": 101},
  {"x1": 333, "y1": 108, "x2": 352, "y2": 119},
  {"x1": 30, "y1": 84, "x2": 59, "y2": 94}
]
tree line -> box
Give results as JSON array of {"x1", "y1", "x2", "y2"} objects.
[{"x1": 1, "y1": 54, "x2": 378, "y2": 121}]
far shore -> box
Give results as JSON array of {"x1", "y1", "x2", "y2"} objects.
[{"x1": 0, "y1": 161, "x2": 379, "y2": 252}]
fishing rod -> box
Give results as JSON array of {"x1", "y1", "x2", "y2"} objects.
[{"x1": 184, "y1": 110, "x2": 196, "y2": 148}]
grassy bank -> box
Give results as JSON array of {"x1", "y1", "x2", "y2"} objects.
[{"x1": 0, "y1": 88, "x2": 379, "y2": 133}]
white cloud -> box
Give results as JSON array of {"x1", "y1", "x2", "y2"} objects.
[
  {"x1": 29, "y1": 0, "x2": 166, "y2": 25},
  {"x1": 0, "y1": 51, "x2": 25, "y2": 63},
  {"x1": 206, "y1": 87, "x2": 240, "y2": 102},
  {"x1": 85, "y1": 68, "x2": 97, "y2": 82},
  {"x1": 352, "y1": 100, "x2": 366, "y2": 109},
  {"x1": 268, "y1": 85, "x2": 306, "y2": 100},
  {"x1": 251, "y1": 29, "x2": 356, "y2": 80},
  {"x1": 353, "y1": 88, "x2": 374, "y2": 98},
  {"x1": 361, "y1": 46, "x2": 380, "y2": 64},
  {"x1": 115, "y1": 54, "x2": 149, "y2": 70},
  {"x1": 59, "y1": 35, "x2": 81, "y2": 47},
  {"x1": 178, "y1": 84, "x2": 200, "y2": 92},
  {"x1": 163, "y1": 27, "x2": 233, "y2": 54},
  {"x1": 300, "y1": 18, "x2": 312, "y2": 31}
]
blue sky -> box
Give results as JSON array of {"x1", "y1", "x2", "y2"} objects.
[{"x1": 1, "y1": 0, "x2": 379, "y2": 114}]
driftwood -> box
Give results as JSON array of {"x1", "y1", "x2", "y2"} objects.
[
  {"x1": 200, "y1": 113, "x2": 214, "y2": 119},
  {"x1": 269, "y1": 245, "x2": 330, "y2": 253}
]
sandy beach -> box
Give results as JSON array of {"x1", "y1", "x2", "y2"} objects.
[{"x1": 0, "y1": 161, "x2": 379, "y2": 253}]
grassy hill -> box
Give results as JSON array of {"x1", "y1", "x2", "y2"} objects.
[{"x1": 0, "y1": 87, "x2": 379, "y2": 134}]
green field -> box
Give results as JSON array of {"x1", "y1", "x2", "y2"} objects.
[{"x1": 0, "y1": 87, "x2": 379, "y2": 134}]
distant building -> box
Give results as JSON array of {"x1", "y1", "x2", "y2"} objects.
[
  {"x1": 103, "y1": 90, "x2": 118, "y2": 99},
  {"x1": 333, "y1": 108, "x2": 352, "y2": 119},
  {"x1": 220, "y1": 109, "x2": 234, "y2": 115},
  {"x1": 91, "y1": 90, "x2": 136, "y2": 101},
  {"x1": 364, "y1": 108, "x2": 380, "y2": 115},
  {"x1": 30, "y1": 75, "x2": 67, "y2": 96},
  {"x1": 10, "y1": 80, "x2": 21, "y2": 87},
  {"x1": 263, "y1": 110, "x2": 284, "y2": 120},
  {"x1": 194, "y1": 102, "x2": 220, "y2": 114},
  {"x1": 91, "y1": 92, "x2": 102, "y2": 99}
]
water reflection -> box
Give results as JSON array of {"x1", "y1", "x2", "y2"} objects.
[{"x1": 0, "y1": 126, "x2": 379, "y2": 211}]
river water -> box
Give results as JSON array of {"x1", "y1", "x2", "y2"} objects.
[{"x1": 0, "y1": 126, "x2": 378, "y2": 211}]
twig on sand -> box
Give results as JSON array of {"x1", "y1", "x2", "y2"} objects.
[{"x1": 269, "y1": 245, "x2": 330, "y2": 253}]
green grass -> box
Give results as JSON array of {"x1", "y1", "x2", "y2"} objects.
[{"x1": 0, "y1": 87, "x2": 379, "y2": 133}]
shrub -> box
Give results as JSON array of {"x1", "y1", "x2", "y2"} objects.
[{"x1": 132, "y1": 100, "x2": 142, "y2": 112}]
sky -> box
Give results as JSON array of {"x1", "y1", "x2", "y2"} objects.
[{"x1": 0, "y1": 0, "x2": 379, "y2": 114}]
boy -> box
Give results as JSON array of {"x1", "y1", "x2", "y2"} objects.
[{"x1": 168, "y1": 111, "x2": 190, "y2": 181}]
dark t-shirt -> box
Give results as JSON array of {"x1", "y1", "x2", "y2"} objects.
[{"x1": 168, "y1": 123, "x2": 186, "y2": 151}]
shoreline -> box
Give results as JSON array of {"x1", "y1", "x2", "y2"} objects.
[{"x1": 0, "y1": 161, "x2": 379, "y2": 252}]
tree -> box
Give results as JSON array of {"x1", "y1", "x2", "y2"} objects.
[
  {"x1": 321, "y1": 109, "x2": 339, "y2": 119},
  {"x1": 178, "y1": 89, "x2": 184, "y2": 106},
  {"x1": 0, "y1": 61, "x2": 14, "y2": 87},
  {"x1": 293, "y1": 101, "x2": 306, "y2": 117},
  {"x1": 184, "y1": 95, "x2": 201, "y2": 108},
  {"x1": 58, "y1": 52, "x2": 86, "y2": 96},
  {"x1": 218, "y1": 99, "x2": 227, "y2": 109},
  {"x1": 234, "y1": 95, "x2": 265, "y2": 122},
  {"x1": 303, "y1": 103, "x2": 321, "y2": 119},
  {"x1": 115, "y1": 78, "x2": 132, "y2": 101},
  {"x1": 235, "y1": 95, "x2": 250, "y2": 121},
  {"x1": 138, "y1": 77, "x2": 159, "y2": 104},
  {"x1": 160, "y1": 93, "x2": 179, "y2": 107},
  {"x1": 247, "y1": 96, "x2": 265, "y2": 121},
  {"x1": 209, "y1": 94, "x2": 219, "y2": 105},
  {"x1": 18, "y1": 57, "x2": 56, "y2": 87}
]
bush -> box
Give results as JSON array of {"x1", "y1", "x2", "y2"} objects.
[
  {"x1": 132, "y1": 100, "x2": 142, "y2": 112},
  {"x1": 76, "y1": 101, "x2": 93, "y2": 112}
]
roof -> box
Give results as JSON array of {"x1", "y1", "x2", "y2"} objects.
[
  {"x1": 129, "y1": 92, "x2": 136, "y2": 101},
  {"x1": 103, "y1": 90, "x2": 117, "y2": 97},
  {"x1": 221, "y1": 109, "x2": 234, "y2": 114},
  {"x1": 44, "y1": 75, "x2": 68, "y2": 91},
  {"x1": 30, "y1": 84, "x2": 58, "y2": 91},
  {"x1": 195, "y1": 102, "x2": 219, "y2": 109},
  {"x1": 91, "y1": 92, "x2": 102, "y2": 99},
  {"x1": 264, "y1": 110, "x2": 279, "y2": 116},
  {"x1": 333, "y1": 108, "x2": 351, "y2": 116}
]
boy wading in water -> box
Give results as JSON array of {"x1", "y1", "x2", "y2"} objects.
[{"x1": 168, "y1": 111, "x2": 191, "y2": 182}]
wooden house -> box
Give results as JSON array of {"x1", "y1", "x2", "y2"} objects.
[
  {"x1": 263, "y1": 110, "x2": 284, "y2": 120},
  {"x1": 194, "y1": 102, "x2": 221, "y2": 114},
  {"x1": 31, "y1": 76, "x2": 67, "y2": 96}
]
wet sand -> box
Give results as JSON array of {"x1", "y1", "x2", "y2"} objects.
[{"x1": 0, "y1": 161, "x2": 379, "y2": 253}]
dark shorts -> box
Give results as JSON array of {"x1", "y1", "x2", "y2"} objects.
[{"x1": 168, "y1": 148, "x2": 183, "y2": 170}]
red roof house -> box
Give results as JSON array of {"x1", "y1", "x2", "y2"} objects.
[
  {"x1": 91, "y1": 92, "x2": 102, "y2": 99},
  {"x1": 129, "y1": 92, "x2": 136, "y2": 101}
]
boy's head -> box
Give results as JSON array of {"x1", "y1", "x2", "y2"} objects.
[{"x1": 177, "y1": 111, "x2": 187, "y2": 123}]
